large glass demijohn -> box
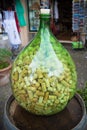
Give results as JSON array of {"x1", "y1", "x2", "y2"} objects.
[{"x1": 11, "y1": 9, "x2": 77, "y2": 116}]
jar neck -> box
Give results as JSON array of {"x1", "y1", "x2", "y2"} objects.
[{"x1": 39, "y1": 14, "x2": 51, "y2": 30}]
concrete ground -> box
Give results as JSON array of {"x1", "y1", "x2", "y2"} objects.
[
  {"x1": 64, "y1": 44, "x2": 87, "y2": 89},
  {"x1": 0, "y1": 44, "x2": 87, "y2": 130}
]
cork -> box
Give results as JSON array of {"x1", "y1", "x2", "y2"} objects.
[{"x1": 40, "y1": 9, "x2": 50, "y2": 14}]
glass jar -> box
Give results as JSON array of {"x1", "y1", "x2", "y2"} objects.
[{"x1": 11, "y1": 9, "x2": 77, "y2": 116}]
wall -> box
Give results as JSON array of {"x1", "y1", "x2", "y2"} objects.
[{"x1": 20, "y1": 0, "x2": 29, "y2": 47}]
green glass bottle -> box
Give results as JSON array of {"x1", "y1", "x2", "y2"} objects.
[{"x1": 11, "y1": 9, "x2": 77, "y2": 116}]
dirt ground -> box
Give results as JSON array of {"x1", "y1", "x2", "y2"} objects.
[{"x1": 0, "y1": 43, "x2": 87, "y2": 130}]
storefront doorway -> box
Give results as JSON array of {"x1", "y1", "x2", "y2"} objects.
[
  {"x1": 0, "y1": 0, "x2": 15, "y2": 10},
  {"x1": 52, "y1": 0, "x2": 72, "y2": 41}
]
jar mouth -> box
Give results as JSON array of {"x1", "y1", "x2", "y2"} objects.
[{"x1": 40, "y1": 14, "x2": 51, "y2": 18}]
